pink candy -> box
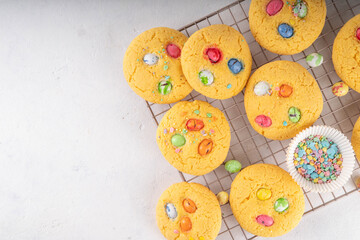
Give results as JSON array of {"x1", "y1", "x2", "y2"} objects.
[
  {"x1": 255, "y1": 115, "x2": 272, "y2": 127},
  {"x1": 166, "y1": 44, "x2": 181, "y2": 58},
  {"x1": 256, "y1": 215, "x2": 274, "y2": 227},
  {"x1": 266, "y1": 0, "x2": 283, "y2": 16},
  {"x1": 356, "y1": 27, "x2": 360, "y2": 41}
]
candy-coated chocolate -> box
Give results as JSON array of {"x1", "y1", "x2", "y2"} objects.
[
  {"x1": 306, "y1": 53, "x2": 323, "y2": 67},
  {"x1": 255, "y1": 115, "x2": 272, "y2": 127},
  {"x1": 216, "y1": 191, "x2": 229, "y2": 205},
  {"x1": 165, "y1": 203, "x2": 178, "y2": 220},
  {"x1": 158, "y1": 80, "x2": 172, "y2": 95},
  {"x1": 288, "y1": 107, "x2": 301, "y2": 123},
  {"x1": 180, "y1": 216, "x2": 192, "y2": 232},
  {"x1": 225, "y1": 160, "x2": 242, "y2": 173},
  {"x1": 186, "y1": 119, "x2": 205, "y2": 131},
  {"x1": 182, "y1": 198, "x2": 197, "y2": 213},
  {"x1": 256, "y1": 214, "x2": 274, "y2": 227},
  {"x1": 278, "y1": 84, "x2": 293, "y2": 98},
  {"x1": 256, "y1": 188, "x2": 272, "y2": 201},
  {"x1": 332, "y1": 82, "x2": 349, "y2": 97},
  {"x1": 357, "y1": 27, "x2": 360, "y2": 41},
  {"x1": 143, "y1": 53, "x2": 159, "y2": 66},
  {"x1": 166, "y1": 43, "x2": 181, "y2": 58},
  {"x1": 293, "y1": 2, "x2": 307, "y2": 18},
  {"x1": 278, "y1": 23, "x2": 294, "y2": 38},
  {"x1": 228, "y1": 58, "x2": 243, "y2": 74},
  {"x1": 198, "y1": 70, "x2": 214, "y2": 85},
  {"x1": 205, "y1": 47, "x2": 222, "y2": 63},
  {"x1": 254, "y1": 81, "x2": 271, "y2": 96},
  {"x1": 274, "y1": 198, "x2": 289, "y2": 213},
  {"x1": 266, "y1": 0, "x2": 283, "y2": 16},
  {"x1": 171, "y1": 134, "x2": 186, "y2": 147},
  {"x1": 198, "y1": 139, "x2": 213, "y2": 156}
]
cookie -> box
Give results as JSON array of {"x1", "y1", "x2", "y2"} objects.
[
  {"x1": 123, "y1": 27, "x2": 192, "y2": 104},
  {"x1": 181, "y1": 24, "x2": 252, "y2": 99},
  {"x1": 230, "y1": 164, "x2": 305, "y2": 237},
  {"x1": 351, "y1": 116, "x2": 360, "y2": 162},
  {"x1": 156, "y1": 182, "x2": 221, "y2": 240},
  {"x1": 333, "y1": 14, "x2": 360, "y2": 93},
  {"x1": 156, "y1": 100, "x2": 231, "y2": 175},
  {"x1": 244, "y1": 60, "x2": 323, "y2": 140},
  {"x1": 249, "y1": 0, "x2": 327, "y2": 55}
]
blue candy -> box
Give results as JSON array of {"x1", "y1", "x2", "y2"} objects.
[
  {"x1": 227, "y1": 58, "x2": 243, "y2": 74},
  {"x1": 321, "y1": 140, "x2": 330, "y2": 148},
  {"x1": 278, "y1": 23, "x2": 294, "y2": 38},
  {"x1": 311, "y1": 172, "x2": 319, "y2": 179},
  {"x1": 298, "y1": 149, "x2": 305, "y2": 157}
]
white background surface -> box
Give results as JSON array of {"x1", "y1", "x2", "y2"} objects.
[{"x1": 0, "y1": 0, "x2": 359, "y2": 239}]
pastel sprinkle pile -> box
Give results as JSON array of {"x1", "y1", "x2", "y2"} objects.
[{"x1": 293, "y1": 135, "x2": 343, "y2": 184}]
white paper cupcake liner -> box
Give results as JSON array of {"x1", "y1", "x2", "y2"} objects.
[{"x1": 286, "y1": 125, "x2": 355, "y2": 193}]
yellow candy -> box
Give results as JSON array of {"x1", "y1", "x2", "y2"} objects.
[
  {"x1": 290, "y1": 19, "x2": 295, "y2": 25},
  {"x1": 306, "y1": 149, "x2": 312, "y2": 154},
  {"x1": 294, "y1": 160, "x2": 298, "y2": 165},
  {"x1": 216, "y1": 191, "x2": 229, "y2": 205},
  {"x1": 294, "y1": 153, "x2": 298, "y2": 158},
  {"x1": 313, "y1": 178, "x2": 318, "y2": 183},
  {"x1": 299, "y1": 160, "x2": 304, "y2": 165},
  {"x1": 337, "y1": 161, "x2": 342, "y2": 165},
  {"x1": 322, "y1": 148, "x2": 327, "y2": 153},
  {"x1": 199, "y1": 237, "x2": 205, "y2": 240},
  {"x1": 338, "y1": 154, "x2": 342, "y2": 158},
  {"x1": 308, "y1": 156, "x2": 312, "y2": 160},
  {"x1": 256, "y1": 188, "x2": 272, "y2": 201}
]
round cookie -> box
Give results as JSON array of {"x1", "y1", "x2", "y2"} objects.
[
  {"x1": 230, "y1": 164, "x2": 305, "y2": 237},
  {"x1": 351, "y1": 116, "x2": 360, "y2": 162},
  {"x1": 156, "y1": 182, "x2": 221, "y2": 240},
  {"x1": 244, "y1": 60, "x2": 323, "y2": 140},
  {"x1": 181, "y1": 24, "x2": 252, "y2": 99},
  {"x1": 249, "y1": 0, "x2": 327, "y2": 55},
  {"x1": 333, "y1": 14, "x2": 360, "y2": 93},
  {"x1": 156, "y1": 100, "x2": 231, "y2": 175},
  {"x1": 123, "y1": 27, "x2": 192, "y2": 104}
]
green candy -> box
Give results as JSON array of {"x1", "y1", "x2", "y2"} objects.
[
  {"x1": 225, "y1": 160, "x2": 242, "y2": 173},
  {"x1": 274, "y1": 198, "x2": 289, "y2": 213},
  {"x1": 171, "y1": 134, "x2": 186, "y2": 147},
  {"x1": 158, "y1": 80, "x2": 172, "y2": 95},
  {"x1": 294, "y1": 2, "x2": 307, "y2": 18},
  {"x1": 198, "y1": 70, "x2": 214, "y2": 86},
  {"x1": 288, "y1": 107, "x2": 301, "y2": 123}
]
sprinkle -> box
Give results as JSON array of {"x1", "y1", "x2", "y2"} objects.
[
  {"x1": 162, "y1": 49, "x2": 165, "y2": 52},
  {"x1": 175, "y1": 148, "x2": 181, "y2": 153},
  {"x1": 210, "y1": 129, "x2": 215, "y2": 133},
  {"x1": 170, "y1": 36, "x2": 174, "y2": 39},
  {"x1": 170, "y1": 127, "x2": 175, "y2": 133},
  {"x1": 165, "y1": 75, "x2": 170, "y2": 80},
  {"x1": 173, "y1": 229, "x2": 179, "y2": 234},
  {"x1": 182, "y1": 129, "x2": 188, "y2": 134},
  {"x1": 274, "y1": 86, "x2": 280, "y2": 91},
  {"x1": 194, "y1": 110, "x2": 200, "y2": 115},
  {"x1": 227, "y1": 84, "x2": 232, "y2": 89},
  {"x1": 283, "y1": 121, "x2": 288, "y2": 126},
  {"x1": 164, "y1": 65, "x2": 169, "y2": 70},
  {"x1": 206, "y1": 113, "x2": 212, "y2": 117},
  {"x1": 158, "y1": 50, "x2": 161, "y2": 53},
  {"x1": 137, "y1": 59, "x2": 140, "y2": 61},
  {"x1": 208, "y1": 120, "x2": 211, "y2": 122},
  {"x1": 164, "y1": 129, "x2": 168, "y2": 134}
]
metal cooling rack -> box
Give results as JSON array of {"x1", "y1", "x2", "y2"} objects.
[{"x1": 146, "y1": 0, "x2": 360, "y2": 239}]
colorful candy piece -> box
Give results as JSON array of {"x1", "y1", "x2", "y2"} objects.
[
  {"x1": 254, "y1": 81, "x2": 271, "y2": 96},
  {"x1": 165, "y1": 203, "x2": 178, "y2": 220},
  {"x1": 180, "y1": 216, "x2": 192, "y2": 232},
  {"x1": 182, "y1": 198, "x2": 197, "y2": 213},
  {"x1": 186, "y1": 119, "x2": 205, "y2": 131},
  {"x1": 216, "y1": 191, "x2": 229, "y2": 205},
  {"x1": 332, "y1": 82, "x2": 349, "y2": 97},
  {"x1": 256, "y1": 215, "x2": 274, "y2": 227},
  {"x1": 266, "y1": 0, "x2": 283, "y2": 16},
  {"x1": 255, "y1": 115, "x2": 272, "y2": 127},
  {"x1": 171, "y1": 134, "x2": 186, "y2": 147},
  {"x1": 278, "y1": 23, "x2": 294, "y2": 38},
  {"x1": 199, "y1": 70, "x2": 214, "y2": 85},
  {"x1": 293, "y1": 2, "x2": 307, "y2": 18},
  {"x1": 198, "y1": 139, "x2": 213, "y2": 156},
  {"x1": 274, "y1": 198, "x2": 289, "y2": 213},
  {"x1": 356, "y1": 27, "x2": 360, "y2": 41},
  {"x1": 225, "y1": 160, "x2": 242, "y2": 173},
  {"x1": 256, "y1": 188, "x2": 272, "y2": 201},
  {"x1": 166, "y1": 43, "x2": 181, "y2": 58},
  {"x1": 158, "y1": 80, "x2": 172, "y2": 95},
  {"x1": 143, "y1": 53, "x2": 159, "y2": 66},
  {"x1": 288, "y1": 107, "x2": 301, "y2": 123},
  {"x1": 306, "y1": 53, "x2": 323, "y2": 68},
  {"x1": 205, "y1": 47, "x2": 222, "y2": 63},
  {"x1": 278, "y1": 84, "x2": 293, "y2": 98},
  {"x1": 228, "y1": 58, "x2": 243, "y2": 74}
]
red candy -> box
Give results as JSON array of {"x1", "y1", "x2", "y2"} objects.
[
  {"x1": 166, "y1": 43, "x2": 181, "y2": 58},
  {"x1": 255, "y1": 115, "x2": 272, "y2": 127},
  {"x1": 186, "y1": 119, "x2": 204, "y2": 131},
  {"x1": 266, "y1": 0, "x2": 283, "y2": 16},
  {"x1": 256, "y1": 215, "x2": 274, "y2": 227},
  {"x1": 356, "y1": 27, "x2": 360, "y2": 41},
  {"x1": 205, "y1": 47, "x2": 222, "y2": 63}
]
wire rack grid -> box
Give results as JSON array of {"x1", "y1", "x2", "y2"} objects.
[{"x1": 146, "y1": 0, "x2": 360, "y2": 239}]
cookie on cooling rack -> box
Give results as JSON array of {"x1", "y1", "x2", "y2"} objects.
[
  {"x1": 156, "y1": 100, "x2": 231, "y2": 175},
  {"x1": 333, "y1": 14, "x2": 360, "y2": 93},
  {"x1": 123, "y1": 27, "x2": 192, "y2": 104},
  {"x1": 244, "y1": 60, "x2": 323, "y2": 140},
  {"x1": 181, "y1": 24, "x2": 252, "y2": 99},
  {"x1": 156, "y1": 182, "x2": 221, "y2": 240},
  {"x1": 230, "y1": 164, "x2": 305, "y2": 237},
  {"x1": 351, "y1": 116, "x2": 360, "y2": 162},
  {"x1": 249, "y1": 0, "x2": 327, "y2": 55}
]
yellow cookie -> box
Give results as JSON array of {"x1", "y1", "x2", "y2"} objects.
[
  {"x1": 181, "y1": 24, "x2": 252, "y2": 99},
  {"x1": 351, "y1": 116, "x2": 360, "y2": 162},
  {"x1": 123, "y1": 27, "x2": 192, "y2": 104},
  {"x1": 156, "y1": 100, "x2": 231, "y2": 175},
  {"x1": 333, "y1": 14, "x2": 360, "y2": 93},
  {"x1": 156, "y1": 182, "x2": 221, "y2": 240},
  {"x1": 230, "y1": 164, "x2": 305, "y2": 237},
  {"x1": 249, "y1": 0, "x2": 326, "y2": 55},
  {"x1": 244, "y1": 60, "x2": 323, "y2": 140}
]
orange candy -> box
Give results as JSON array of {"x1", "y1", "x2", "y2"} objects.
[
  {"x1": 278, "y1": 84, "x2": 293, "y2": 97},
  {"x1": 180, "y1": 216, "x2": 192, "y2": 232},
  {"x1": 182, "y1": 198, "x2": 197, "y2": 213},
  {"x1": 198, "y1": 139, "x2": 213, "y2": 156},
  {"x1": 186, "y1": 119, "x2": 204, "y2": 131}
]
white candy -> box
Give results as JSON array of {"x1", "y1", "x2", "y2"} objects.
[
  {"x1": 254, "y1": 81, "x2": 271, "y2": 96},
  {"x1": 306, "y1": 53, "x2": 323, "y2": 68},
  {"x1": 198, "y1": 70, "x2": 214, "y2": 86},
  {"x1": 165, "y1": 203, "x2": 177, "y2": 220},
  {"x1": 143, "y1": 53, "x2": 159, "y2": 66}
]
